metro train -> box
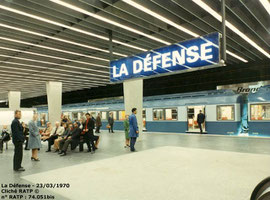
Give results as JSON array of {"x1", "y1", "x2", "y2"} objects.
[{"x1": 36, "y1": 85, "x2": 270, "y2": 137}]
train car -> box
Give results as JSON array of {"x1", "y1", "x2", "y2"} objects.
[
  {"x1": 143, "y1": 89, "x2": 242, "y2": 135},
  {"x1": 36, "y1": 89, "x2": 243, "y2": 135},
  {"x1": 248, "y1": 85, "x2": 270, "y2": 137}
]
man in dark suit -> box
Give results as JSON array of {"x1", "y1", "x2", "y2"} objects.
[
  {"x1": 197, "y1": 110, "x2": 205, "y2": 134},
  {"x1": 59, "y1": 122, "x2": 81, "y2": 156},
  {"x1": 129, "y1": 108, "x2": 139, "y2": 152},
  {"x1": 11, "y1": 110, "x2": 25, "y2": 172},
  {"x1": 82, "y1": 113, "x2": 96, "y2": 153}
]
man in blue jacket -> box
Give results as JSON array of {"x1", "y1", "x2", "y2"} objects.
[
  {"x1": 129, "y1": 108, "x2": 139, "y2": 152},
  {"x1": 11, "y1": 110, "x2": 25, "y2": 171}
]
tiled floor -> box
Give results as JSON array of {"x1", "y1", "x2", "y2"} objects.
[{"x1": 1, "y1": 131, "x2": 270, "y2": 200}]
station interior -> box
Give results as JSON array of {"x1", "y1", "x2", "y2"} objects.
[{"x1": 0, "y1": 0, "x2": 270, "y2": 200}]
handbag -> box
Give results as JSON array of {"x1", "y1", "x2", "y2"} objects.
[{"x1": 106, "y1": 124, "x2": 111, "y2": 129}]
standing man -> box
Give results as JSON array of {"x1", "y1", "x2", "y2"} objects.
[
  {"x1": 95, "y1": 113, "x2": 102, "y2": 133},
  {"x1": 129, "y1": 108, "x2": 139, "y2": 152},
  {"x1": 108, "y1": 112, "x2": 114, "y2": 133},
  {"x1": 197, "y1": 110, "x2": 205, "y2": 134},
  {"x1": 83, "y1": 113, "x2": 96, "y2": 153},
  {"x1": 11, "y1": 110, "x2": 25, "y2": 171}
]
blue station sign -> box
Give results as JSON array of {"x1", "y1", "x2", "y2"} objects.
[{"x1": 110, "y1": 32, "x2": 220, "y2": 82}]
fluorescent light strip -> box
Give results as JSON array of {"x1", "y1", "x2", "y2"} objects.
[
  {"x1": 0, "y1": 77, "x2": 101, "y2": 88},
  {"x1": 122, "y1": 0, "x2": 199, "y2": 37},
  {"x1": 49, "y1": 0, "x2": 171, "y2": 45},
  {"x1": 259, "y1": 0, "x2": 270, "y2": 15},
  {"x1": 0, "y1": 4, "x2": 147, "y2": 52},
  {"x1": 192, "y1": 0, "x2": 270, "y2": 58},
  {"x1": 0, "y1": 71, "x2": 106, "y2": 86},
  {"x1": 0, "y1": 36, "x2": 108, "y2": 62},
  {"x1": 0, "y1": 23, "x2": 127, "y2": 57},
  {"x1": 0, "y1": 54, "x2": 109, "y2": 75},
  {"x1": 0, "y1": 46, "x2": 109, "y2": 68},
  {"x1": 0, "y1": 63, "x2": 109, "y2": 83},
  {"x1": 122, "y1": 0, "x2": 248, "y2": 62},
  {"x1": 0, "y1": 59, "x2": 109, "y2": 80}
]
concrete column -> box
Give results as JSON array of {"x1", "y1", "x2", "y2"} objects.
[
  {"x1": 123, "y1": 79, "x2": 143, "y2": 133},
  {"x1": 46, "y1": 81, "x2": 62, "y2": 124},
  {"x1": 8, "y1": 91, "x2": 21, "y2": 110}
]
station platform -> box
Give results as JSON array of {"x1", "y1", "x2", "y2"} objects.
[{"x1": 1, "y1": 131, "x2": 270, "y2": 200}]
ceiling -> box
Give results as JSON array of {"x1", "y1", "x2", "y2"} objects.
[{"x1": 0, "y1": 0, "x2": 269, "y2": 102}]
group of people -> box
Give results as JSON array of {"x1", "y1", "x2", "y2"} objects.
[
  {"x1": 11, "y1": 110, "x2": 101, "y2": 172},
  {"x1": 10, "y1": 107, "x2": 140, "y2": 172}
]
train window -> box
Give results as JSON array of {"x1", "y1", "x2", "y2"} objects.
[
  {"x1": 101, "y1": 112, "x2": 107, "y2": 120},
  {"x1": 88, "y1": 111, "x2": 96, "y2": 118},
  {"x1": 119, "y1": 111, "x2": 126, "y2": 120},
  {"x1": 39, "y1": 113, "x2": 47, "y2": 126},
  {"x1": 250, "y1": 104, "x2": 270, "y2": 120},
  {"x1": 217, "y1": 105, "x2": 235, "y2": 121},
  {"x1": 72, "y1": 112, "x2": 78, "y2": 120},
  {"x1": 165, "y1": 108, "x2": 177, "y2": 120},
  {"x1": 109, "y1": 111, "x2": 117, "y2": 120},
  {"x1": 153, "y1": 109, "x2": 164, "y2": 120}
]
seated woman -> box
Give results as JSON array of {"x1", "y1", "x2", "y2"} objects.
[
  {"x1": 0, "y1": 125, "x2": 11, "y2": 153},
  {"x1": 41, "y1": 122, "x2": 52, "y2": 141},
  {"x1": 54, "y1": 123, "x2": 70, "y2": 152}
]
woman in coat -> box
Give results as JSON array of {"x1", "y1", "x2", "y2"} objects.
[
  {"x1": 123, "y1": 115, "x2": 130, "y2": 148},
  {"x1": 28, "y1": 113, "x2": 41, "y2": 161}
]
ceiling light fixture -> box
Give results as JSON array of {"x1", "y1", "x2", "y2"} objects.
[
  {"x1": 49, "y1": 0, "x2": 171, "y2": 45},
  {"x1": 0, "y1": 4, "x2": 147, "y2": 52},
  {"x1": 192, "y1": 0, "x2": 270, "y2": 58}
]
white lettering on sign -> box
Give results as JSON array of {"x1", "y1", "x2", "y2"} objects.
[
  {"x1": 172, "y1": 49, "x2": 185, "y2": 66},
  {"x1": 201, "y1": 42, "x2": 213, "y2": 60},
  {"x1": 186, "y1": 45, "x2": 199, "y2": 63},
  {"x1": 133, "y1": 60, "x2": 143, "y2": 74},
  {"x1": 112, "y1": 41, "x2": 216, "y2": 78},
  {"x1": 153, "y1": 54, "x2": 161, "y2": 70},
  {"x1": 113, "y1": 63, "x2": 128, "y2": 77},
  {"x1": 162, "y1": 52, "x2": 171, "y2": 68}
]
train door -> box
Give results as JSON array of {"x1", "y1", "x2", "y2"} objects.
[{"x1": 187, "y1": 106, "x2": 205, "y2": 132}]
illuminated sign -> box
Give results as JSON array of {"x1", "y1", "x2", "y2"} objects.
[{"x1": 110, "y1": 32, "x2": 221, "y2": 82}]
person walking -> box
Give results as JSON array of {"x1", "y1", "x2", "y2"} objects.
[
  {"x1": 129, "y1": 108, "x2": 139, "y2": 152},
  {"x1": 108, "y1": 112, "x2": 114, "y2": 133},
  {"x1": 197, "y1": 110, "x2": 206, "y2": 134},
  {"x1": 11, "y1": 110, "x2": 25, "y2": 172},
  {"x1": 95, "y1": 113, "x2": 102, "y2": 133},
  {"x1": 28, "y1": 114, "x2": 42, "y2": 161},
  {"x1": 124, "y1": 115, "x2": 130, "y2": 148}
]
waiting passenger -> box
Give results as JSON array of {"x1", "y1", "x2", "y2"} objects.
[
  {"x1": 46, "y1": 121, "x2": 64, "y2": 152},
  {"x1": 129, "y1": 108, "x2": 139, "y2": 152},
  {"x1": 0, "y1": 125, "x2": 11, "y2": 153},
  {"x1": 197, "y1": 110, "x2": 206, "y2": 134},
  {"x1": 53, "y1": 123, "x2": 68, "y2": 152},
  {"x1": 59, "y1": 122, "x2": 81, "y2": 156},
  {"x1": 108, "y1": 112, "x2": 114, "y2": 133},
  {"x1": 95, "y1": 113, "x2": 102, "y2": 133},
  {"x1": 124, "y1": 115, "x2": 130, "y2": 148},
  {"x1": 58, "y1": 123, "x2": 73, "y2": 154},
  {"x1": 41, "y1": 122, "x2": 52, "y2": 141},
  {"x1": 28, "y1": 114, "x2": 41, "y2": 161},
  {"x1": 82, "y1": 113, "x2": 96, "y2": 153},
  {"x1": 22, "y1": 122, "x2": 29, "y2": 150}
]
